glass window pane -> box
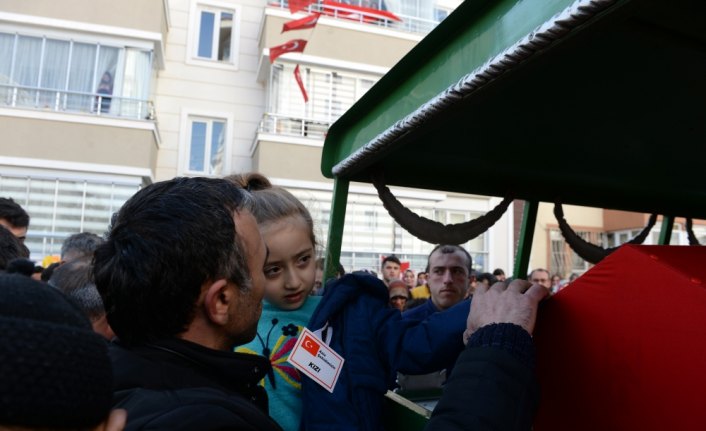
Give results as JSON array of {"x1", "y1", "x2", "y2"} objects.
[
  {"x1": 210, "y1": 121, "x2": 225, "y2": 175},
  {"x1": 15, "y1": 35, "x2": 42, "y2": 87},
  {"x1": 218, "y1": 12, "x2": 233, "y2": 62},
  {"x1": 189, "y1": 121, "x2": 207, "y2": 172},
  {"x1": 41, "y1": 39, "x2": 70, "y2": 89},
  {"x1": 0, "y1": 32, "x2": 14, "y2": 79},
  {"x1": 198, "y1": 11, "x2": 215, "y2": 58}
]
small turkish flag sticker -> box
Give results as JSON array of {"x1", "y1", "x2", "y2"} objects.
[{"x1": 302, "y1": 335, "x2": 320, "y2": 356}]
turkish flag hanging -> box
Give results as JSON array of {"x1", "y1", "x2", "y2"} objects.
[
  {"x1": 288, "y1": 0, "x2": 315, "y2": 14},
  {"x1": 282, "y1": 13, "x2": 321, "y2": 33},
  {"x1": 269, "y1": 39, "x2": 308, "y2": 63},
  {"x1": 294, "y1": 64, "x2": 309, "y2": 103}
]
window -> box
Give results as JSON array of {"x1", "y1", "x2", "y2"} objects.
[
  {"x1": 265, "y1": 63, "x2": 380, "y2": 137},
  {"x1": 180, "y1": 112, "x2": 232, "y2": 176},
  {"x1": 0, "y1": 173, "x2": 140, "y2": 260},
  {"x1": 189, "y1": 1, "x2": 241, "y2": 68},
  {"x1": 0, "y1": 31, "x2": 152, "y2": 119}
]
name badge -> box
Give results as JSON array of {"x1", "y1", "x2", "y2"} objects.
[{"x1": 289, "y1": 327, "x2": 344, "y2": 393}]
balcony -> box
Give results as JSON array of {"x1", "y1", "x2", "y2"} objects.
[
  {"x1": 268, "y1": 0, "x2": 441, "y2": 34},
  {"x1": 0, "y1": 83, "x2": 154, "y2": 121},
  {"x1": 258, "y1": 112, "x2": 331, "y2": 140}
]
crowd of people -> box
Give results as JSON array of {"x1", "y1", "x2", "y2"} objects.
[{"x1": 0, "y1": 178, "x2": 549, "y2": 431}]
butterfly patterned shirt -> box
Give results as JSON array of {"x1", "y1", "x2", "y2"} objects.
[{"x1": 236, "y1": 296, "x2": 321, "y2": 431}]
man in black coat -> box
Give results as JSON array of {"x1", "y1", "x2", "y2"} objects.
[{"x1": 94, "y1": 177, "x2": 281, "y2": 431}]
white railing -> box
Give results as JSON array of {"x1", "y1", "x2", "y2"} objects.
[
  {"x1": 268, "y1": 0, "x2": 440, "y2": 34},
  {"x1": 258, "y1": 112, "x2": 331, "y2": 139},
  {"x1": 0, "y1": 83, "x2": 155, "y2": 121}
]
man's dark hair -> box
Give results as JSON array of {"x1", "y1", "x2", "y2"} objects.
[
  {"x1": 381, "y1": 255, "x2": 401, "y2": 268},
  {"x1": 50, "y1": 259, "x2": 105, "y2": 321},
  {"x1": 0, "y1": 197, "x2": 29, "y2": 228},
  {"x1": 93, "y1": 177, "x2": 253, "y2": 346},
  {"x1": 425, "y1": 244, "x2": 473, "y2": 273},
  {"x1": 61, "y1": 232, "x2": 104, "y2": 261},
  {"x1": 477, "y1": 272, "x2": 498, "y2": 286},
  {"x1": 492, "y1": 268, "x2": 505, "y2": 277},
  {"x1": 0, "y1": 226, "x2": 23, "y2": 270}
]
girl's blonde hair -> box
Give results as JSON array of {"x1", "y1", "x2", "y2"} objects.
[{"x1": 226, "y1": 172, "x2": 316, "y2": 248}]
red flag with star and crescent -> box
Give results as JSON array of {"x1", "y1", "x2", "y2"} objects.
[
  {"x1": 282, "y1": 13, "x2": 321, "y2": 33},
  {"x1": 269, "y1": 39, "x2": 308, "y2": 64},
  {"x1": 294, "y1": 64, "x2": 308, "y2": 103}
]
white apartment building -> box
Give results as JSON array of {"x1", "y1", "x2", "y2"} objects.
[{"x1": 0, "y1": 0, "x2": 515, "y2": 273}]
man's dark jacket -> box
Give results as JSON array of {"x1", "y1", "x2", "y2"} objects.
[{"x1": 109, "y1": 337, "x2": 283, "y2": 431}]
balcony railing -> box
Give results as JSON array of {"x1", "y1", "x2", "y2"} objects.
[
  {"x1": 258, "y1": 112, "x2": 331, "y2": 139},
  {"x1": 0, "y1": 83, "x2": 154, "y2": 121},
  {"x1": 268, "y1": 0, "x2": 440, "y2": 34}
]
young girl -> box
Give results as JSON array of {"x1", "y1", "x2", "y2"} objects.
[
  {"x1": 230, "y1": 172, "x2": 470, "y2": 431},
  {"x1": 229, "y1": 173, "x2": 321, "y2": 431}
]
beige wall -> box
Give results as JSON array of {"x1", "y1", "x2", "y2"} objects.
[
  {"x1": 603, "y1": 209, "x2": 649, "y2": 231},
  {"x1": 530, "y1": 202, "x2": 604, "y2": 271},
  {"x1": 0, "y1": 116, "x2": 158, "y2": 171},
  {"x1": 252, "y1": 140, "x2": 328, "y2": 182},
  {"x1": 261, "y1": 14, "x2": 419, "y2": 68},
  {"x1": 1, "y1": 0, "x2": 168, "y2": 36}
]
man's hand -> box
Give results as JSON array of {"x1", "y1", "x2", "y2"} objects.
[{"x1": 463, "y1": 279, "x2": 548, "y2": 344}]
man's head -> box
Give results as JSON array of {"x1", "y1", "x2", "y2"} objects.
[
  {"x1": 0, "y1": 273, "x2": 124, "y2": 430},
  {"x1": 0, "y1": 226, "x2": 24, "y2": 270},
  {"x1": 492, "y1": 268, "x2": 506, "y2": 281},
  {"x1": 388, "y1": 279, "x2": 409, "y2": 311},
  {"x1": 50, "y1": 258, "x2": 114, "y2": 340},
  {"x1": 529, "y1": 268, "x2": 552, "y2": 291},
  {"x1": 61, "y1": 232, "x2": 105, "y2": 263},
  {"x1": 381, "y1": 255, "x2": 401, "y2": 284},
  {"x1": 93, "y1": 177, "x2": 264, "y2": 349},
  {"x1": 0, "y1": 198, "x2": 29, "y2": 243},
  {"x1": 426, "y1": 245, "x2": 472, "y2": 311}
]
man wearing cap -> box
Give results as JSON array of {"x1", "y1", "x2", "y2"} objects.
[
  {"x1": 0, "y1": 273, "x2": 126, "y2": 430},
  {"x1": 387, "y1": 278, "x2": 410, "y2": 311}
]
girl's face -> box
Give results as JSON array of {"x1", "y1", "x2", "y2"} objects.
[{"x1": 260, "y1": 216, "x2": 316, "y2": 310}]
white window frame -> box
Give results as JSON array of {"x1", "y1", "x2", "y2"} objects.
[
  {"x1": 186, "y1": 0, "x2": 241, "y2": 70},
  {"x1": 178, "y1": 109, "x2": 234, "y2": 176}
]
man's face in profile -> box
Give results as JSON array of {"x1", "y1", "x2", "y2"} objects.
[{"x1": 0, "y1": 219, "x2": 27, "y2": 243}]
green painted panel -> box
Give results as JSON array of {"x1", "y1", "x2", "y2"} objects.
[{"x1": 322, "y1": 0, "x2": 579, "y2": 177}]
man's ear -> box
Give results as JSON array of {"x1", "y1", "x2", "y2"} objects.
[{"x1": 203, "y1": 279, "x2": 234, "y2": 326}]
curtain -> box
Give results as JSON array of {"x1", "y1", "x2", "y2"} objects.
[
  {"x1": 39, "y1": 39, "x2": 70, "y2": 108},
  {"x1": 67, "y1": 42, "x2": 97, "y2": 111},
  {"x1": 0, "y1": 33, "x2": 15, "y2": 103},
  {"x1": 121, "y1": 48, "x2": 152, "y2": 118}
]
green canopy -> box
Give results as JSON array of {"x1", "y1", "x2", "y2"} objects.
[{"x1": 320, "y1": 0, "x2": 706, "y2": 277}]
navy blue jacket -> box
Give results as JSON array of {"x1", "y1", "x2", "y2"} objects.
[{"x1": 301, "y1": 273, "x2": 469, "y2": 431}]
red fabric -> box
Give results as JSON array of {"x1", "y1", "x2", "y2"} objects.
[
  {"x1": 282, "y1": 13, "x2": 321, "y2": 33},
  {"x1": 268, "y1": 39, "x2": 308, "y2": 64},
  {"x1": 534, "y1": 245, "x2": 706, "y2": 431},
  {"x1": 321, "y1": 0, "x2": 402, "y2": 22},
  {"x1": 288, "y1": 0, "x2": 315, "y2": 14},
  {"x1": 293, "y1": 64, "x2": 308, "y2": 103}
]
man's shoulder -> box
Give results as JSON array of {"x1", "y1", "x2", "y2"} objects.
[
  {"x1": 402, "y1": 298, "x2": 436, "y2": 320},
  {"x1": 115, "y1": 387, "x2": 282, "y2": 431}
]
